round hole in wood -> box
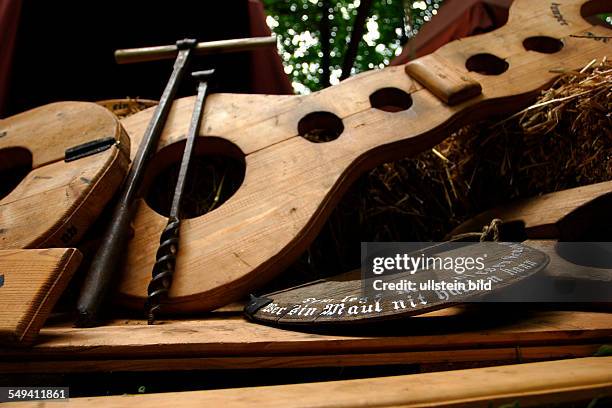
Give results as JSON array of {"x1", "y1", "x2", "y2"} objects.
[
  {"x1": 144, "y1": 137, "x2": 245, "y2": 220},
  {"x1": 465, "y1": 53, "x2": 509, "y2": 75},
  {"x1": 523, "y1": 36, "x2": 564, "y2": 54},
  {"x1": 556, "y1": 242, "x2": 612, "y2": 269},
  {"x1": 0, "y1": 147, "x2": 33, "y2": 200},
  {"x1": 580, "y1": 0, "x2": 612, "y2": 29},
  {"x1": 297, "y1": 111, "x2": 344, "y2": 143},
  {"x1": 369, "y1": 88, "x2": 413, "y2": 112}
]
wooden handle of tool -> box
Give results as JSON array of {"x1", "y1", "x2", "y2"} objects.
[{"x1": 115, "y1": 36, "x2": 277, "y2": 64}]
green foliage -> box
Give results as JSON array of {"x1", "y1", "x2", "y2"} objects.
[
  {"x1": 599, "y1": 13, "x2": 612, "y2": 26},
  {"x1": 263, "y1": 0, "x2": 443, "y2": 93}
]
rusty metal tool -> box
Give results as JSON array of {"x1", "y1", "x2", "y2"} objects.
[{"x1": 146, "y1": 69, "x2": 215, "y2": 324}]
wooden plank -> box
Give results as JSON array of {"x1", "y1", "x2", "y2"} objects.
[
  {"x1": 0, "y1": 310, "x2": 609, "y2": 372},
  {"x1": 8, "y1": 357, "x2": 612, "y2": 407},
  {"x1": 0, "y1": 249, "x2": 82, "y2": 346},
  {"x1": 405, "y1": 54, "x2": 482, "y2": 105},
  {"x1": 0, "y1": 344, "x2": 601, "y2": 374}
]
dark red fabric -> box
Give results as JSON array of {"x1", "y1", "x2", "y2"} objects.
[
  {"x1": 391, "y1": 0, "x2": 511, "y2": 65},
  {"x1": 248, "y1": 0, "x2": 293, "y2": 94},
  {"x1": 0, "y1": 0, "x2": 22, "y2": 115}
]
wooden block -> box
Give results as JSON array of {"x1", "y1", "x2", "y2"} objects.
[
  {"x1": 9, "y1": 357, "x2": 611, "y2": 407},
  {"x1": 0, "y1": 248, "x2": 82, "y2": 346},
  {"x1": 405, "y1": 54, "x2": 482, "y2": 105}
]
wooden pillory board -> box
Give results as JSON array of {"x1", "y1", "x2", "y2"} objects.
[
  {"x1": 114, "y1": 0, "x2": 611, "y2": 315},
  {"x1": 0, "y1": 2, "x2": 609, "y2": 404}
]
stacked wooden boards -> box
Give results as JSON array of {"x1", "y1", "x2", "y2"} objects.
[{"x1": 0, "y1": 307, "x2": 610, "y2": 373}]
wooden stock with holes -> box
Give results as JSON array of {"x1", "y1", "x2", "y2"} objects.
[
  {"x1": 449, "y1": 181, "x2": 612, "y2": 241},
  {"x1": 448, "y1": 181, "x2": 612, "y2": 283},
  {"x1": 0, "y1": 102, "x2": 130, "y2": 343},
  {"x1": 0, "y1": 102, "x2": 130, "y2": 250},
  {"x1": 116, "y1": 0, "x2": 612, "y2": 313}
]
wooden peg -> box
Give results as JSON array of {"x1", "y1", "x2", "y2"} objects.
[{"x1": 405, "y1": 54, "x2": 482, "y2": 105}]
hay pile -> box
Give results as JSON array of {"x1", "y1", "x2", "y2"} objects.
[{"x1": 282, "y1": 58, "x2": 612, "y2": 283}]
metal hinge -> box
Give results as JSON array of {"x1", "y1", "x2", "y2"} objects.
[{"x1": 65, "y1": 137, "x2": 118, "y2": 162}]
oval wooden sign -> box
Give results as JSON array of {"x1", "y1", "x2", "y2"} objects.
[{"x1": 245, "y1": 242, "x2": 549, "y2": 325}]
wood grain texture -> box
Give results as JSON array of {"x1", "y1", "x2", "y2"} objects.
[
  {"x1": 449, "y1": 181, "x2": 612, "y2": 240},
  {"x1": 0, "y1": 344, "x2": 601, "y2": 374},
  {"x1": 405, "y1": 53, "x2": 482, "y2": 105},
  {"x1": 0, "y1": 309, "x2": 610, "y2": 372},
  {"x1": 0, "y1": 248, "x2": 82, "y2": 346},
  {"x1": 116, "y1": 0, "x2": 612, "y2": 313},
  {"x1": 8, "y1": 357, "x2": 612, "y2": 407},
  {"x1": 0, "y1": 102, "x2": 130, "y2": 249}
]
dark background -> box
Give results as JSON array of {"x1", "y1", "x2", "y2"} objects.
[{"x1": 5, "y1": 1, "x2": 255, "y2": 116}]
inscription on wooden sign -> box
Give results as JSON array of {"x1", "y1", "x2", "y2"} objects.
[{"x1": 246, "y1": 242, "x2": 549, "y2": 325}]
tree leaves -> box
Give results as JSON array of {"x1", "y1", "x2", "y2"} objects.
[{"x1": 263, "y1": 0, "x2": 443, "y2": 93}]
